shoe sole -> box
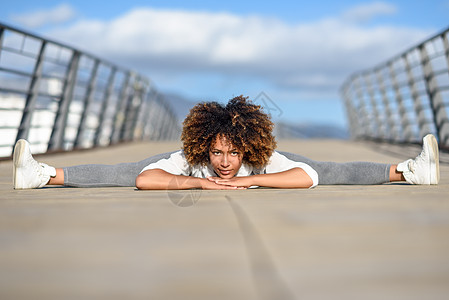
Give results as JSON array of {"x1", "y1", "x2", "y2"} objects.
[
  {"x1": 13, "y1": 139, "x2": 26, "y2": 189},
  {"x1": 424, "y1": 134, "x2": 439, "y2": 184}
]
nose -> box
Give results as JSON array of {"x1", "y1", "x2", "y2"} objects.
[{"x1": 220, "y1": 155, "x2": 230, "y2": 167}]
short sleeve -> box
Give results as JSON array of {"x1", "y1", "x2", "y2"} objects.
[
  {"x1": 265, "y1": 151, "x2": 319, "y2": 188},
  {"x1": 139, "y1": 151, "x2": 191, "y2": 175}
]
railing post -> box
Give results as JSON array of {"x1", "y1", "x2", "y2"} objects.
[
  {"x1": 159, "y1": 101, "x2": 170, "y2": 139},
  {"x1": 121, "y1": 77, "x2": 146, "y2": 142},
  {"x1": 119, "y1": 79, "x2": 136, "y2": 142},
  {"x1": 402, "y1": 54, "x2": 429, "y2": 140},
  {"x1": 364, "y1": 73, "x2": 384, "y2": 138},
  {"x1": 48, "y1": 50, "x2": 80, "y2": 151},
  {"x1": 160, "y1": 100, "x2": 173, "y2": 139},
  {"x1": 441, "y1": 33, "x2": 449, "y2": 144},
  {"x1": 0, "y1": 27, "x2": 4, "y2": 60},
  {"x1": 94, "y1": 67, "x2": 117, "y2": 146},
  {"x1": 375, "y1": 68, "x2": 398, "y2": 141},
  {"x1": 132, "y1": 81, "x2": 150, "y2": 141},
  {"x1": 168, "y1": 110, "x2": 179, "y2": 139},
  {"x1": 388, "y1": 61, "x2": 412, "y2": 141},
  {"x1": 341, "y1": 80, "x2": 361, "y2": 139},
  {"x1": 141, "y1": 88, "x2": 158, "y2": 140},
  {"x1": 154, "y1": 95, "x2": 166, "y2": 140},
  {"x1": 353, "y1": 75, "x2": 373, "y2": 138},
  {"x1": 419, "y1": 42, "x2": 449, "y2": 144},
  {"x1": 15, "y1": 40, "x2": 46, "y2": 143},
  {"x1": 130, "y1": 80, "x2": 148, "y2": 140},
  {"x1": 74, "y1": 59, "x2": 100, "y2": 148},
  {"x1": 110, "y1": 72, "x2": 131, "y2": 144}
]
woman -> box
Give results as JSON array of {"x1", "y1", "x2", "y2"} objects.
[{"x1": 13, "y1": 96, "x2": 439, "y2": 190}]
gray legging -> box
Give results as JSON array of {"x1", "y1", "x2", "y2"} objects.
[{"x1": 63, "y1": 151, "x2": 391, "y2": 187}]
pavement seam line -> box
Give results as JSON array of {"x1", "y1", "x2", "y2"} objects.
[{"x1": 226, "y1": 195, "x2": 296, "y2": 300}]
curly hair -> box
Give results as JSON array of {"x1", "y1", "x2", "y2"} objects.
[{"x1": 181, "y1": 95, "x2": 277, "y2": 168}]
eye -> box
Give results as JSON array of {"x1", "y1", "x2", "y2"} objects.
[
  {"x1": 212, "y1": 151, "x2": 221, "y2": 155},
  {"x1": 231, "y1": 151, "x2": 239, "y2": 156}
]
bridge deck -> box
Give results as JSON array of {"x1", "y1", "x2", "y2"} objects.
[{"x1": 1, "y1": 140, "x2": 448, "y2": 300}]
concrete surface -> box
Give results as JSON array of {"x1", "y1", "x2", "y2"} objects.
[{"x1": 0, "y1": 139, "x2": 448, "y2": 300}]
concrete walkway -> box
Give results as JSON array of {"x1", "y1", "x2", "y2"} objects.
[{"x1": 0, "y1": 139, "x2": 448, "y2": 300}]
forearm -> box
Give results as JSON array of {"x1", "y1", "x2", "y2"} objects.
[
  {"x1": 250, "y1": 168, "x2": 313, "y2": 188},
  {"x1": 136, "y1": 169, "x2": 204, "y2": 190}
]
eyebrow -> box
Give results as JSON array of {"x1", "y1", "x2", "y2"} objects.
[{"x1": 210, "y1": 148, "x2": 239, "y2": 152}]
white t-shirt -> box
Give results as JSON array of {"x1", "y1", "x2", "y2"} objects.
[{"x1": 140, "y1": 150, "x2": 318, "y2": 188}]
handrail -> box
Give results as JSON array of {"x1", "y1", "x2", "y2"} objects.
[
  {"x1": 0, "y1": 22, "x2": 179, "y2": 158},
  {"x1": 341, "y1": 26, "x2": 449, "y2": 148}
]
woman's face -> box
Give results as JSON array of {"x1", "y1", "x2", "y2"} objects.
[{"x1": 209, "y1": 136, "x2": 243, "y2": 179}]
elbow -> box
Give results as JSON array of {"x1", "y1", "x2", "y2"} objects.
[
  {"x1": 136, "y1": 169, "x2": 167, "y2": 190},
  {"x1": 304, "y1": 178, "x2": 314, "y2": 188},
  {"x1": 293, "y1": 168, "x2": 315, "y2": 189},
  {"x1": 135, "y1": 173, "x2": 147, "y2": 190},
  {"x1": 136, "y1": 171, "x2": 158, "y2": 190},
  {"x1": 300, "y1": 174, "x2": 314, "y2": 188}
]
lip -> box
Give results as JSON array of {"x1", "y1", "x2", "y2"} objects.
[{"x1": 218, "y1": 169, "x2": 232, "y2": 176}]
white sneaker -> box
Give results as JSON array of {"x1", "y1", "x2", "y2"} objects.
[
  {"x1": 397, "y1": 134, "x2": 440, "y2": 185},
  {"x1": 13, "y1": 139, "x2": 56, "y2": 189}
]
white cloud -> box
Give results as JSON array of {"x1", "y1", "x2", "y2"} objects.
[
  {"x1": 43, "y1": 5, "x2": 431, "y2": 96},
  {"x1": 11, "y1": 3, "x2": 77, "y2": 28},
  {"x1": 342, "y1": 1, "x2": 397, "y2": 23}
]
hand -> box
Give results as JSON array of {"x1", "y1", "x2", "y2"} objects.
[
  {"x1": 207, "y1": 176, "x2": 252, "y2": 189},
  {"x1": 200, "y1": 178, "x2": 247, "y2": 190}
]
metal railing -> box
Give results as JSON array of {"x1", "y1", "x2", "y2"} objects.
[
  {"x1": 341, "y1": 26, "x2": 449, "y2": 148},
  {"x1": 0, "y1": 22, "x2": 179, "y2": 158}
]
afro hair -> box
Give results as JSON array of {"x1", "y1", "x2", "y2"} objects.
[{"x1": 181, "y1": 95, "x2": 277, "y2": 168}]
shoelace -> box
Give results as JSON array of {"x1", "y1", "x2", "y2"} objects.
[
  {"x1": 408, "y1": 147, "x2": 428, "y2": 173},
  {"x1": 26, "y1": 154, "x2": 46, "y2": 179},
  {"x1": 39, "y1": 163, "x2": 55, "y2": 177}
]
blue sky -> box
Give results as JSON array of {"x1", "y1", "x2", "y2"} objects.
[{"x1": 1, "y1": 1, "x2": 448, "y2": 129}]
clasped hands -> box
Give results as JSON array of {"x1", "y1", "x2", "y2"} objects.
[{"x1": 205, "y1": 176, "x2": 253, "y2": 189}]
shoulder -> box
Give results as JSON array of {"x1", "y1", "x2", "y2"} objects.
[
  {"x1": 140, "y1": 150, "x2": 190, "y2": 174},
  {"x1": 265, "y1": 150, "x2": 309, "y2": 172},
  {"x1": 266, "y1": 151, "x2": 319, "y2": 187},
  {"x1": 267, "y1": 151, "x2": 288, "y2": 164}
]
